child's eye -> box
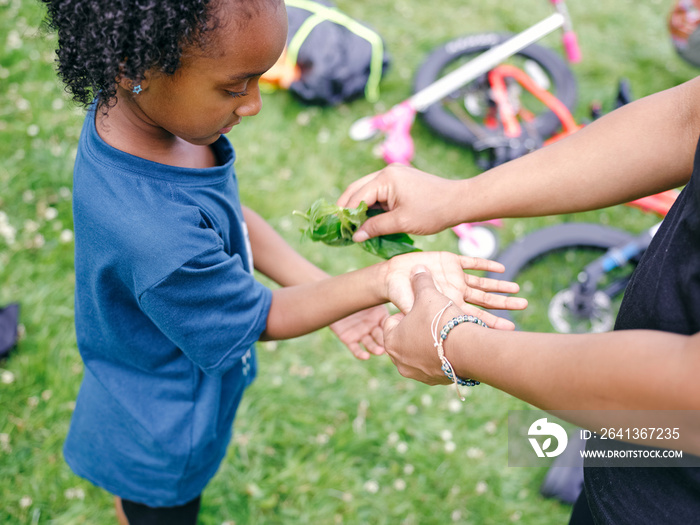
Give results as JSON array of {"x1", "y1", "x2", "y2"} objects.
[{"x1": 226, "y1": 90, "x2": 248, "y2": 99}]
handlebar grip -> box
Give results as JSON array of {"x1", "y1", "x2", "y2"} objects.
[{"x1": 562, "y1": 31, "x2": 581, "y2": 63}]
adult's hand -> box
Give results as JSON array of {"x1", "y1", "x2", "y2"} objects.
[
  {"x1": 382, "y1": 252, "x2": 527, "y2": 329},
  {"x1": 337, "y1": 164, "x2": 462, "y2": 241},
  {"x1": 383, "y1": 266, "x2": 485, "y2": 385}
]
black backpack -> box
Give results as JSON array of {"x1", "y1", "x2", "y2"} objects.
[{"x1": 283, "y1": 0, "x2": 391, "y2": 105}]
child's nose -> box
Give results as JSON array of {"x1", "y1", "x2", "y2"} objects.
[{"x1": 236, "y1": 82, "x2": 262, "y2": 117}]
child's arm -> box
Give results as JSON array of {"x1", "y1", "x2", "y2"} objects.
[
  {"x1": 241, "y1": 207, "x2": 525, "y2": 341},
  {"x1": 261, "y1": 250, "x2": 526, "y2": 341},
  {"x1": 242, "y1": 206, "x2": 388, "y2": 358}
]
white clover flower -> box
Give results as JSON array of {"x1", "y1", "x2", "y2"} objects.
[
  {"x1": 262, "y1": 341, "x2": 277, "y2": 351},
  {"x1": 31, "y1": 234, "x2": 45, "y2": 249},
  {"x1": 277, "y1": 167, "x2": 292, "y2": 181},
  {"x1": 27, "y1": 124, "x2": 40, "y2": 137},
  {"x1": 23, "y1": 219, "x2": 38, "y2": 233},
  {"x1": 444, "y1": 441, "x2": 456, "y2": 453},
  {"x1": 52, "y1": 98, "x2": 65, "y2": 111},
  {"x1": 16, "y1": 98, "x2": 30, "y2": 111},
  {"x1": 387, "y1": 432, "x2": 399, "y2": 446},
  {"x1": 277, "y1": 217, "x2": 292, "y2": 232},
  {"x1": 41, "y1": 390, "x2": 52, "y2": 401},
  {"x1": 22, "y1": 190, "x2": 34, "y2": 203},
  {"x1": 403, "y1": 463, "x2": 414, "y2": 475},
  {"x1": 27, "y1": 396, "x2": 39, "y2": 408},
  {"x1": 64, "y1": 487, "x2": 85, "y2": 500},
  {"x1": 20, "y1": 495, "x2": 33, "y2": 508},
  {"x1": 7, "y1": 30, "x2": 21, "y2": 50},
  {"x1": 466, "y1": 447, "x2": 484, "y2": 459},
  {"x1": 367, "y1": 378, "x2": 379, "y2": 391},
  {"x1": 315, "y1": 433, "x2": 329, "y2": 445},
  {"x1": 510, "y1": 511, "x2": 523, "y2": 522},
  {"x1": 405, "y1": 404, "x2": 417, "y2": 415},
  {"x1": 0, "y1": 222, "x2": 17, "y2": 244},
  {"x1": 317, "y1": 128, "x2": 330, "y2": 144},
  {"x1": 0, "y1": 433, "x2": 10, "y2": 452},
  {"x1": 59, "y1": 229, "x2": 74, "y2": 244},
  {"x1": 447, "y1": 398, "x2": 463, "y2": 413},
  {"x1": 475, "y1": 481, "x2": 488, "y2": 495},
  {"x1": 396, "y1": 441, "x2": 408, "y2": 454},
  {"x1": 59, "y1": 187, "x2": 71, "y2": 199},
  {"x1": 363, "y1": 480, "x2": 379, "y2": 494},
  {"x1": 1, "y1": 370, "x2": 15, "y2": 384},
  {"x1": 296, "y1": 111, "x2": 312, "y2": 126},
  {"x1": 440, "y1": 429, "x2": 453, "y2": 442},
  {"x1": 393, "y1": 478, "x2": 406, "y2": 491},
  {"x1": 451, "y1": 510, "x2": 462, "y2": 522},
  {"x1": 44, "y1": 207, "x2": 58, "y2": 220},
  {"x1": 420, "y1": 394, "x2": 432, "y2": 406},
  {"x1": 484, "y1": 421, "x2": 497, "y2": 435}
]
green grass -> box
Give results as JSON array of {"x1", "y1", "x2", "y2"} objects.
[{"x1": 1, "y1": 0, "x2": 697, "y2": 523}]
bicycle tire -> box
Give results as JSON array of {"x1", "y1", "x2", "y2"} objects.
[
  {"x1": 485, "y1": 223, "x2": 638, "y2": 332},
  {"x1": 413, "y1": 33, "x2": 577, "y2": 150}
]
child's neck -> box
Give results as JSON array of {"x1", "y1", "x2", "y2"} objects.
[{"x1": 95, "y1": 99, "x2": 218, "y2": 169}]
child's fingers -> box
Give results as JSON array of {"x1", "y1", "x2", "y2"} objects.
[
  {"x1": 458, "y1": 254, "x2": 505, "y2": 274},
  {"x1": 464, "y1": 273, "x2": 521, "y2": 294},
  {"x1": 456, "y1": 303, "x2": 517, "y2": 331},
  {"x1": 461, "y1": 280, "x2": 528, "y2": 310}
]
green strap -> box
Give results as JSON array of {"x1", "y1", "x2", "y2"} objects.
[{"x1": 285, "y1": 0, "x2": 384, "y2": 102}]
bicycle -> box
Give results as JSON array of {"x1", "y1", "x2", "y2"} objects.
[
  {"x1": 484, "y1": 189, "x2": 680, "y2": 334},
  {"x1": 349, "y1": 0, "x2": 582, "y2": 258}
]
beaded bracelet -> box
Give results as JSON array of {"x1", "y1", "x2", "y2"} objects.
[{"x1": 431, "y1": 302, "x2": 487, "y2": 401}]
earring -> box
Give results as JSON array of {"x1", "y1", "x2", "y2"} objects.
[{"x1": 132, "y1": 84, "x2": 143, "y2": 94}]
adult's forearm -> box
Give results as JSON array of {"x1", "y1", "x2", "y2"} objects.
[
  {"x1": 457, "y1": 77, "x2": 700, "y2": 223},
  {"x1": 449, "y1": 327, "x2": 700, "y2": 412}
]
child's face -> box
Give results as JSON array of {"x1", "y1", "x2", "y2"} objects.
[{"x1": 134, "y1": 0, "x2": 287, "y2": 146}]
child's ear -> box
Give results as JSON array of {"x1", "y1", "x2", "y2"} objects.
[{"x1": 116, "y1": 71, "x2": 151, "y2": 94}]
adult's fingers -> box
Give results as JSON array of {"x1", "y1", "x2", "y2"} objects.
[
  {"x1": 336, "y1": 171, "x2": 382, "y2": 209},
  {"x1": 382, "y1": 311, "x2": 405, "y2": 335}
]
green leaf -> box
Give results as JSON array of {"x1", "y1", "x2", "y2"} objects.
[{"x1": 294, "y1": 199, "x2": 421, "y2": 259}]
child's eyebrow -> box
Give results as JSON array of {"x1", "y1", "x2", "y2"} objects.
[{"x1": 226, "y1": 70, "x2": 269, "y2": 81}]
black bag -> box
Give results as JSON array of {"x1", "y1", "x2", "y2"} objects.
[{"x1": 284, "y1": 0, "x2": 391, "y2": 105}]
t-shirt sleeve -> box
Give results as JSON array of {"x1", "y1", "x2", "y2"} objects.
[{"x1": 139, "y1": 246, "x2": 272, "y2": 377}]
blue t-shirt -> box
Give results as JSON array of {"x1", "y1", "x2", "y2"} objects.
[{"x1": 63, "y1": 110, "x2": 272, "y2": 506}]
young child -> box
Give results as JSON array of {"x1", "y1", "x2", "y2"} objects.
[{"x1": 41, "y1": 0, "x2": 525, "y2": 522}]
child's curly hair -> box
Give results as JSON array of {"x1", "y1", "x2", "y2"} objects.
[{"x1": 41, "y1": 0, "x2": 217, "y2": 109}]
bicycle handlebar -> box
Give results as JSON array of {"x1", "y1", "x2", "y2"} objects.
[{"x1": 550, "y1": 0, "x2": 581, "y2": 62}]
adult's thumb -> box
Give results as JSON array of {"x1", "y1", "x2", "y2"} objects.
[
  {"x1": 411, "y1": 266, "x2": 438, "y2": 298},
  {"x1": 352, "y1": 213, "x2": 399, "y2": 243}
]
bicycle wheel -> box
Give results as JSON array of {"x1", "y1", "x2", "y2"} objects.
[
  {"x1": 413, "y1": 33, "x2": 577, "y2": 158},
  {"x1": 486, "y1": 223, "x2": 638, "y2": 333}
]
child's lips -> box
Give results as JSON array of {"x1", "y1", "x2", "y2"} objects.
[{"x1": 219, "y1": 119, "x2": 241, "y2": 134}]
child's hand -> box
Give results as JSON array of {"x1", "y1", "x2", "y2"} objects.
[
  {"x1": 383, "y1": 252, "x2": 527, "y2": 330},
  {"x1": 330, "y1": 305, "x2": 389, "y2": 360}
]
